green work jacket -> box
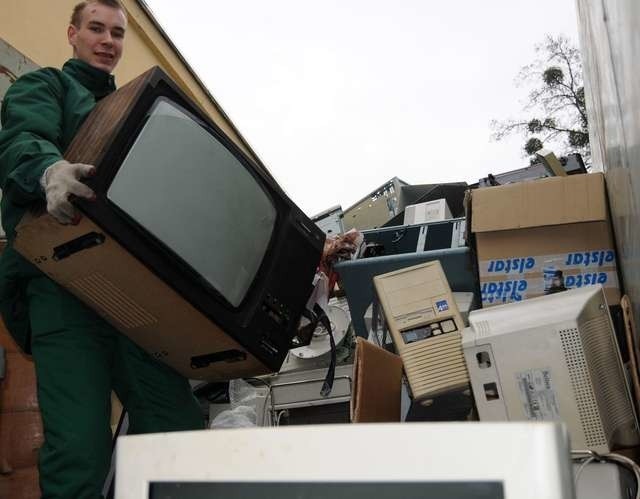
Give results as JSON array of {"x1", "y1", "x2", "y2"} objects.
[{"x1": 0, "y1": 58, "x2": 116, "y2": 350}]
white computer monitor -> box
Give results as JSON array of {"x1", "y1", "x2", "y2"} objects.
[
  {"x1": 115, "y1": 422, "x2": 575, "y2": 499},
  {"x1": 463, "y1": 284, "x2": 639, "y2": 454}
]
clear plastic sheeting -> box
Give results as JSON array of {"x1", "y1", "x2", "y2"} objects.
[
  {"x1": 576, "y1": 0, "x2": 640, "y2": 328},
  {"x1": 209, "y1": 379, "x2": 259, "y2": 429}
]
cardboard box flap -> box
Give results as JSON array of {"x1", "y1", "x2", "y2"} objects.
[
  {"x1": 471, "y1": 173, "x2": 607, "y2": 233},
  {"x1": 350, "y1": 337, "x2": 403, "y2": 423}
]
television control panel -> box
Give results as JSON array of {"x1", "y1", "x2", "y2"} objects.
[{"x1": 245, "y1": 214, "x2": 324, "y2": 370}]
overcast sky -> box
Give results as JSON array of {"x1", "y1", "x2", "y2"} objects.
[{"x1": 143, "y1": 0, "x2": 581, "y2": 216}]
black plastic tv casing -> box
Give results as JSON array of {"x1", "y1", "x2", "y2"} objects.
[{"x1": 72, "y1": 67, "x2": 326, "y2": 373}]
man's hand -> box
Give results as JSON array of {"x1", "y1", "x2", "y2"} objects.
[
  {"x1": 320, "y1": 229, "x2": 362, "y2": 270},
  {"x1": 40, "y1": 160, "x2": 96, "y2": 224}
]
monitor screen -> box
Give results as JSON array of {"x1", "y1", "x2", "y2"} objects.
[
  {"x1": 108, "y1": 98, "x2": 277, "y2": 307},
  {"x1": 149, "y1": 481, "x2": 504, "y2": 499}
]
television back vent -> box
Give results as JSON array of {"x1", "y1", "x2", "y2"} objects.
[{"x1": 69, "y1": 273, "x2": 158, "y2": 330}]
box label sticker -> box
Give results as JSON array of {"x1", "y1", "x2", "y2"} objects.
[
  {"x1": 516, "y1": 368, "x2": 560, "y2": 421},
  {"x1": 564, "y1": 250, "x2": 616, "y2": 267},
  {"x1": 485, "y1": 257, "x2": 536, "y2": 275},
  {"x1": 479, "y1": 249, "x2": 617, "y2": 278},
  {"x1": 481, "y1": 279, "x2": 529, "y2": 305},
  {"x1": 481, "y1": 271, "x2": 619, "y2": 306},
  {"x1": 435, "y1": 300, "x2": 449, "y2": 312}
]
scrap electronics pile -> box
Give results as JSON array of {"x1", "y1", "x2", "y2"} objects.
[
  {"x1": 112, "y1": 149, "x2": 640, "y2": 499},
  {"x1": 324, "y1": 150, "x2": 637, "y2": 498}
]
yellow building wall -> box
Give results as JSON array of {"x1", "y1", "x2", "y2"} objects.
[{"x1": 1, "y1": 0, "x2": 262, "y2": 165}]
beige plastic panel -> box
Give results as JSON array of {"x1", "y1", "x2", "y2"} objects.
[{"x1": 374, "y1": 262, "x2": 469, "y2": 400}]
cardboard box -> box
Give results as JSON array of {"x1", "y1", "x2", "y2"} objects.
[
  {"x1": 471, "y1": 173, "x2": 620, "y2": 307},
  {"x1": 403, "y1": 198, "x2": 452, "y2": 225},
  {"x1": 350, "y1": 338, "x2": 403, "y2": 422}
]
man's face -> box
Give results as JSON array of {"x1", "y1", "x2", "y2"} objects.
[{"x1": 67, "y1": 2, "x2": 127, "y2": 73}]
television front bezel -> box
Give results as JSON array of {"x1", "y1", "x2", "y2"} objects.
[{"x1": 71, "y1": 68, "x2": 323, "y2": 354}]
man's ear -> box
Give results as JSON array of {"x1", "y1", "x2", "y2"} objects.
[{"x1": 67, "y1": 24, "x2": 78, "y2": 49}]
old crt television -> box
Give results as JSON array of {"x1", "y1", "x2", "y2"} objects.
[
  {"x1": 462, "y1": 285, "x2": 639, "y2": 454},
  {"x1": 14, "y1": 67, "x2": 325, "y2": 381},
  {"x1": 115, "y1": 422, "x2": 575, "y2": 499}
]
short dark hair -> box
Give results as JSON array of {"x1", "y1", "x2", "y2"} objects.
[{"x1": 70, "y1": 0, "x2": 125, "y2": 27}]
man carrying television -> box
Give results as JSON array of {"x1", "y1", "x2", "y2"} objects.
[{"x1": 0, "y1": 2, "x2": 204, "y2": 497}]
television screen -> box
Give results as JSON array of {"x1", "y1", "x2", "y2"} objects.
[
  {"x1": 14, "y1": 67, "x2": 325, "y2": 380},
  {"x1": 108, "y1": 98, "x2": 277, "y2": 307}
]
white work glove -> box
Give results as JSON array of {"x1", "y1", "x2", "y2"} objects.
[{"x1": 39, "y1": 160, "x2": 96, "y2": 224}]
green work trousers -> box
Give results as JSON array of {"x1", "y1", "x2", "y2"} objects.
[{"x1": 26, "y1": 277, "x2": 204, "y2": 499}]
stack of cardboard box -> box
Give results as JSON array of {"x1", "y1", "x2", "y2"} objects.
[
  {"x1": 349, "y1": 171, "x2": 628, "y2": 429},
  {"x1": 470, "y1": 173, "x2": 620, "y2": 308}
]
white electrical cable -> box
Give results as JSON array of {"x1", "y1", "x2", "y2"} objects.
[
  {"x1": 275, "y1": 410, "x2": 287, "y2": 426},
  {"x1": 573, "y1": 456, "x2": 595, "y2": 488},
  {"x1": 261, "y1": 389, "x2": 271, "y2": 426}
]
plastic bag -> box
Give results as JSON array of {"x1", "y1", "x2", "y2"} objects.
[
  {"x1": 209, "y1": 405, "x2": 256, "y2": 429},
  {"x1": 209, "y1": 379, "x2": 259, "y2": 429}
]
